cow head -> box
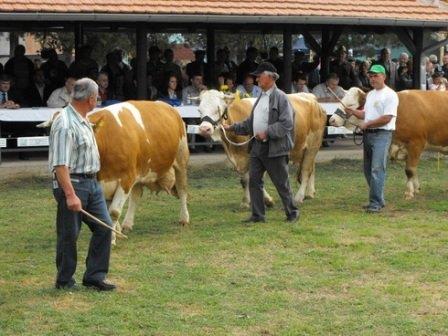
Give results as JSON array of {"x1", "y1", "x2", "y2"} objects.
[
  {"x1": 198, "y1": 89, "x2": 235, "y2": 140},
  {"x1": 328, "y1": 87, "x2": 366, "y2": 130}
]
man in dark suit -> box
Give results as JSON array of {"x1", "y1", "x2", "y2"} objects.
[
  {"x1": 25, "y1": 69, "x2": 52, "y2": 107},
  {"x1": 224, "y1": 62, "x2": 299, "y2": 224}
]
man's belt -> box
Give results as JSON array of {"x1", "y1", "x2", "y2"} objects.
[
  {"x1": 70, "y1": 173, "x2": 97, "y2": 179},
  {"x1": 364, "y1": 129, "x2": 392, "y2": 133}
]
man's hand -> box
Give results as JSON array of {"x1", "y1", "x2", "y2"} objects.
[
  {"x1": 223, "y1": 124, "x2": 232, "y2": 130},
  {"x1": 344, "y1": 107, "x2": 357, "y2": 116},
  {"x1": 255, "y1": 131, "x2": 268, "y2": 141},
  {"x1": 359, "y1": 121, "x2": 369, "y2": 130},
  {"x1": 3, "y1": 100, "x2": 19, "y2": 109},
  {"x1": 66, "y1": 194, "x2": 82, "y2": 212}
]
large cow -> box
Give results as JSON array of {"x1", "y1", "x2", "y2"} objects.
[
  {"x1": 329, "y1": 88, "x2": 448, "y2": 199},
  {"x1": 197, "y1": 90, "x2": 327, "y2": 206},
  {"x1": 43, "y1": 101, "x2": 190, "y2": 243}
]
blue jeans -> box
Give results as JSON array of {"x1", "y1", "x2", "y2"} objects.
[
  {"x1": 53, "y1": 177, "x2": 112, "y2": 286},
  {"x1": 363, "y1": 130, "x2": 393, "y2": 208}
]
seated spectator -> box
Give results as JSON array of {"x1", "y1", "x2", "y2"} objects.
[
  {"x1": 96, "y1": 71, "x2": 115, "y2": 105},
  {"x1": 291, "y1": 72, "x2": 310, "y2": 93},
  {"x1": 68, "y1": 45, "x2": 99, "y2": 79},
  {"x1": 217, "y1": 73, "x2": 236, "y2": 93},
  {"x1": 224, "y1": 76, "x2": 236, "y2": 93},
  {"x1": 158, "y1": 74, "x2": 181, "y2": 106},
  {"x1": 0, "y1": 74, "x2": 22, "y2": 109},
  {"x1": 40, "y1": 48, "x2": 68, "y2": 91},
  {"x1": 25, "y1": 69, "x2": 52, "y2": 107},
  {"x1": 47, "y1": 76, "x2": 77, "y2": 108},
  {"x1": 312, "y1": 73, "x2": 346, "y2": 102},
  {"x1": 236, "y1": 73, "x2": 261, "y2": 98},
  {"x1": 182, "y1": 74, "x2": 207, "y2": 105},
  {"x1": 396, "y1": 64, "x2": 413, "y2": 91},
  {"x1": 4, "y1": 44, "x2": 34, "y2": 97},
  {"x1": 357, "y1": 61, "x2": 372, "y2": 92},
  {"x1": 442, "y1": 53, "x2": 448, "y2": 79},
  {"x1": 430, "y1": 72, "x2": 447, "y2": 91}
]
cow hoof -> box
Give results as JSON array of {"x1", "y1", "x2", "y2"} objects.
[
  {"x1": 240, "y1": 202, "x2": 250, "y2": 210},
  {"x1": 264, "y1": 198, "x2": 274, "y2": 208},
  {"x1": 404, "y1": 192, "x2": 414, "y2": 200},
  {"x1": 179, "y1": 220, "x2": 189, "y2": 226},
  {"x1": 121, "y1": 225, "x2": 133, "y2": 234},
  {"x1": 304, "y1": 194, "x2": 315, "y2": 200}
]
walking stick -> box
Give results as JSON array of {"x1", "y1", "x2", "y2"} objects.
[{"x1": 80, "y1": 209, "x2": 128, "y2": 239}]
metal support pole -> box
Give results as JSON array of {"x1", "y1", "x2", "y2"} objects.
[
  {"x1": 206, "y1": 26, "x2": 216, "y2": 87},
  {"x1": 283, "y1": 27, "x2": 292, "y2": 93},
  {"x1": 74, "y1": 22, "x2": 84, "y2": 61},
  {"x1": 320, "y1": 29, "x2": 330, "y2": 81},
  {"x1": 136, "y1": 23, "x2": 148, "y2": 99},
  {"x1": 413, "y1": 28, "x2": 424, "y2": 89}
]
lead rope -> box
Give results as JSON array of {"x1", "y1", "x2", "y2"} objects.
[{"x1": 219, "y1": 124, "x2": 255, "y2": 147}]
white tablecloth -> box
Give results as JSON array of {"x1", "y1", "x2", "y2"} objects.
[
  {"x1": 0, "y1": 102, "x2": 341, "y2": 122},
  {"x1": 0, "y1": 105, "x2": 200, "y2": 122}
]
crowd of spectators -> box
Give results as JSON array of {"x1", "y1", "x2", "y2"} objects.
[{"x1": 0, "y1": 43, "x2": 447, "y2": 111}]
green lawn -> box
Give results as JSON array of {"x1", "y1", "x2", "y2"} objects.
[{"x1": 1, "y1": 158, "x2": 448, "y2": 335}]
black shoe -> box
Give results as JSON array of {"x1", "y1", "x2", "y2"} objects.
[
  {"x1": 82, "y1": 279, "x2": 116, "y2": 291},
  {"x1": 362, "y1": 204, "x2": 385, "y2": 210},
  {"x1": 365, "y1": 206, "x2": 382, "y2": 213},
  {"x1": 286, "y1": 212, "x2": 300, "y2": 222},
  {"x1": 241, "y1": 217, "x2": 265, "y2": 224},
  {"x1": 55, "y1": 281, "x2": 77, "y2": 290}
]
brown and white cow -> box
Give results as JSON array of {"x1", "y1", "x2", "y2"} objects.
[
  {"x1": 198, "y1": 90, "x2": 327, "y2": 207},
  {"x1": 329, "y1": 87, "x2": 448, "y2": 199},
  {"x1": 42, "y1": 101, "x2": 189, "y2": 243}
]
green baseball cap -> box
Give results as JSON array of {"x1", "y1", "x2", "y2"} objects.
[{"x1": 368, "y1": 64, "x2": 386, "y2": 74}]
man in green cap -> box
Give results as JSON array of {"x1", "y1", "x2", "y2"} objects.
[{"x1": 344, "y1": 64, "x2": 399, "y2": 213}]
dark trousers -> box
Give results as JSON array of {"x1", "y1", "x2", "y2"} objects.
[
  {"x1": 53, "y1": 177, "x2": 112, "y2": 286},
  {"x1": 249, "y1": 141, "x2": 298, "y2": 220}
]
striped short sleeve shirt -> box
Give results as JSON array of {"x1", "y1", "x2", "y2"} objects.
[{"x1": 48, "y1": 104, "x2": 100, "y2": 173}]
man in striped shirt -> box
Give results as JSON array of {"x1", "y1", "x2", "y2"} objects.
[{"x1": 49, "y1": 78, "x2": 115, "y2": 291}]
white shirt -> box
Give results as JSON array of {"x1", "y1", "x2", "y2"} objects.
[
  {"x1": 312, "y1": 83, "x2": 345, "y2": 99},
  {"x1": 253, "y1": 86, "x2": 273, "y2": 135},
  {"x1": 364, "y1": 86, "x2": 398, "y2": 131},
  {"x1": 47, "y1": 87, "x2": 71, "y2": 108}
]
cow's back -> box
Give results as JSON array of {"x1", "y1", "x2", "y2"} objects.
[
  {"x1": 396, "y1": 90, "x2": 448, "y2": 146},
  {"x1": 89, "y1": 101, "x2": 185, "y2": 191},
  {"x1": 287, "y1": 94, "x2": 327, "y2": 162}
]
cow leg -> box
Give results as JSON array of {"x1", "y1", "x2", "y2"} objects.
[
  {"x1": 121, "y1": 183, "x2": 143, "y2": 233},
  {"x1": 305, "y1": 167, "x2": 316, "y2": 199},
  {"x1": 240, "y1": 173, "x2": 250, "y2": 209},
  {"x1": 294, "y1": 147, "x2": 316, "y2": 204},
  {"x1": 174, "y1": 138, "x2": 190, "y2": 226},
  {"x1": 262, "y1": 172, "x2": 274, "y2": 207},
  {"x1": 404, "y1": 142, "x2": 424, "y2": 200},
  {"x1": 108, "y1": 185, "x2": 131, "y2": 245}
]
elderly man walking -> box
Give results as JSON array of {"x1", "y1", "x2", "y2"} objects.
[
  {"x1": 345, "y1": 64, "x2": 399, "y2": 213},
  {"x1": 49, "y1": 77, "x2": 116, "y2": 291},
  {"x1": 224, "y1": 62, "x2": 299, "y2": 223}
]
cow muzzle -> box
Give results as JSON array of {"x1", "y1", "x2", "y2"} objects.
[
  {"x1": 329, "y1": 112, "x2": 344, "y2": 127},
  {"x1": 199, "y1": 121, "x2": 215, "y2": 138}
]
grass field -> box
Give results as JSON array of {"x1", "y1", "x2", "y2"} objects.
[{"x1": 1, "y1": 158, "x2": 448, "y2": 336}]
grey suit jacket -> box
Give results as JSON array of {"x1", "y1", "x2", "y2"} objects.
[{"x1": 231, "y1": 85, "x2": 294, "y2": 158}]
